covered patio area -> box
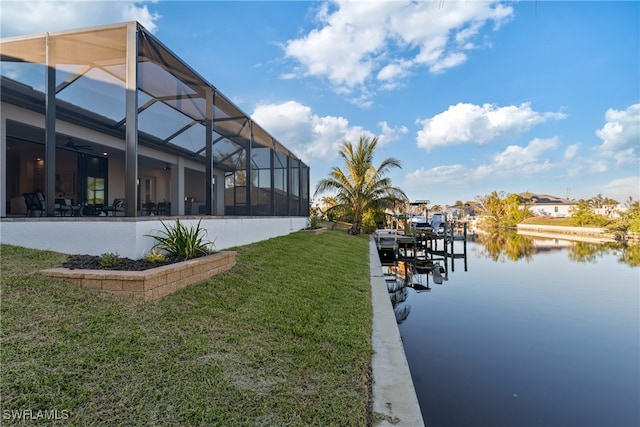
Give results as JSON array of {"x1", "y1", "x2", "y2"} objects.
[{"x1": 1, "y1": 21, "x2": 309, "y2": 220}]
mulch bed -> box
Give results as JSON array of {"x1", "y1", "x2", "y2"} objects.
[{"x1": 62, "y1": 253, "x2": 210, "y2": 271}]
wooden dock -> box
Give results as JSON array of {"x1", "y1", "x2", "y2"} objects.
[{"x1": 374, "y1": 221, "x2": 469, "y2": 273}]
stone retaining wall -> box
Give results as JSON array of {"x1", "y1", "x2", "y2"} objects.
[
  {"x1": 40, "y1": 251, "x2": 236, "y2": 301},
  {"x1": 517, "y1": 224, "x2": 611, "y2": 238},
  {"x1": 516, "y1": 224, "x2": 619, "y2": 243}
]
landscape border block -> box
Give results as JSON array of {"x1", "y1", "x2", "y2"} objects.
[{"x1": 40, "y1": 252, "x2": 236, "y2": 301}]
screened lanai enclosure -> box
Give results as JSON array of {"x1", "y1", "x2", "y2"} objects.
[{"x1": 0, "y1": 21, "x2": 309, "y2": 219}]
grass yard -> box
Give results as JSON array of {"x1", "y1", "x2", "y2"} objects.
[
  {"x1": 519, "y1": 216, "x2": 575, "y2": 226},
  {"x1": 0, "y1": 230, "x2": 372, "y2": 426}
]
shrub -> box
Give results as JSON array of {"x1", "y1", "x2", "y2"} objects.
[
  {"x1": 99, "y1": 252, "x2": 121, "y2": 268},
  {"x1": 147, "y1": 219, "x2": 214, "y2": 259},
  {"x1": 308, "y1": 215, "x2": 320, "y2": 230},
  {"x1": 361, "y1": 211, "x2": 377, "y2": 234},
  {"x1": 606, "y1": 201, "x2": 640, "y2": 238},
  {"x1": 144, "y1": 249, "x2": 167, "y2": 264}
]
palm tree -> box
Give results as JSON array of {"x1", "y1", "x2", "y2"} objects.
[
  {"x1": 314, "y1": 135, "x2": 407, "y2": 234},
  {"x1": 589, "y1": 193, "x2": 606, "y2": 209}
]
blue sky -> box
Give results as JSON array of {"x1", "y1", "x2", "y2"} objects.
[{"x1": 2, "y1": 1, "x2": 638, "y2": 206}]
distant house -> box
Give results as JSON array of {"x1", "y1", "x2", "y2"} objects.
[
  {"x1": 594, "y1": 206, "x2": 623, "y2": 218},
  {"x1": 521, "y1": 193, "x2": 578, "y2": 218}
]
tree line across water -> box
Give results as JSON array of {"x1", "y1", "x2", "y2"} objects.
[{"x1": 312, "y1": 135, "x2": 640, "y2": 238}]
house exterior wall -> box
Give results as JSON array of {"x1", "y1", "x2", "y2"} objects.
[
  {"x1": 531, "y1": 204, "x2": 574, "y2": 218},
  {"x1": 0, "y1": 216, "x2": 308, "y2": 259},
  {"x1": 594, "y1": 206, "x2": 623, "y2": 218}
]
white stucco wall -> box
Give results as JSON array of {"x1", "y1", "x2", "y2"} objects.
[
  {"x1": 0, "y1": 217, "x2": 307, "y2": 259},
  {"x1": 531, "y1": 204, "x2": 575, "y2": 218}
]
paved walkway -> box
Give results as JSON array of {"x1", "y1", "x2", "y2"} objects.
[{"x1": 370, "y1": 238, "x2": 425, "y2": 426}]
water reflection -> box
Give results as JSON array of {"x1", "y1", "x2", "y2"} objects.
[
  {"x1": 381, "y1": 236, "x2": 468, "y2": 324},
  {"x1": 619, "y1": 243, "x2": 640, "y2": 266},
  {"x1": 381, "y1": 230, "x2": 638, "y2": 325},
  {"x1": 384, "y1": 265, "x2": 412, "y2": 324},
  {"x1": 568, "y1": 240, "x2": 640, "y2": 266},
  {"x1": 394, "y1": 304, "x2": 412, "y2": 324},
  {"x1": 475, "y1": 229, "x2": 537, "y2": 262},
  {"x1": 397, "y1": 236, "x2": 639, "y2": 427},
  {"x1": 474, "y1": 228, "x2": 640, "y2": 267}
]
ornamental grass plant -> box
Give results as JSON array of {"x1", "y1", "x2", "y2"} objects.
[
  {"x1": 147, "y1": 218, "x2": 214, "y2": 259},
  {"x1": 0, "y1": 230, "x2": 372, "y2": 426}
]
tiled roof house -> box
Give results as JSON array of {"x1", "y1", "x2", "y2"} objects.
[{"x1": 520, "y1": 192, "x2": 578, "y2": 218}]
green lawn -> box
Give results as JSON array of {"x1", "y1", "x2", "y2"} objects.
[
  {"x1": 1, "y1": 230, "x2": 372, "y2": 426},
  {"x1": 519, "y1": 216, "x2": 575, "y2": 226}
]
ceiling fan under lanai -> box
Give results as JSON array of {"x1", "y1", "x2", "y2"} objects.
[{"x1": 64, "y1": 137, "x2": 92, "y2": 152}]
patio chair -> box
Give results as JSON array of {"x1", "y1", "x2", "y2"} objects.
[
  {"x1": 156, "y1": 202, "x2": 170, "y2": 216},
  {"x1": 141, "y1": 202, "x2": 156, "y2": 216},
  {"x1": 23, "y1": 192, "x2": 45, "y2": 216},
  {"x1": 82, "y1": 204, "x2": 103, "y2": 216},
  {"x1": 55, "y1": 198, "x2": 73, "y2": 216},
  {"x1": 103, "y1": 198, "x2": 126, "y2": 216}
]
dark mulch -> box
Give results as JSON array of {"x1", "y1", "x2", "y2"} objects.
[{"x1": 62, "y1": 253, "x2": 211, "y2": 271}]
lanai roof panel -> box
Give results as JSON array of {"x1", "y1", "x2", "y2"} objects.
[{"x1": 1, "y1": 21, "x2": 308, "y2": 170}]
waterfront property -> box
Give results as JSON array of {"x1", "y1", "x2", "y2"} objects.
[
  {"x1": 0, "y1": 22, "x2": 309, "y2": 256},
  {"x1": 521, "y1": 192, "x2": 578, "y2": 218}
]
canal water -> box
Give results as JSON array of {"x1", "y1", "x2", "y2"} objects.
[{"x1": 386, "y1": 230, "x2": 639, "y2": 427}]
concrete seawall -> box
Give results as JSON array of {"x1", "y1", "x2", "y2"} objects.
[
  {"x1": 370, "y1": 238, "x2": 425, "y2": 426},
  {"x1": 516, "y1": 224, "x2": 618, "y2": 242}
]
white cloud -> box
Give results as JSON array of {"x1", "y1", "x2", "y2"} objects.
[
  {"x1": 284, "y1": 1, "x2": 388, "y2": 89},
  {"x1": 492, "y1": 137, "x2": 558, "y2": 171},
  {"x1": 377, "y1": 59, "x2": 413, "y2": 83},
  {"x1": 602, "y1": 177, "x2": 640, "y2": 203},
  {"x1": 406, "y1": 164, "x2": 467, "y2": 186},
  {"x1": 0, "y1": 1, "x2": 161, "y2": 37},
  {"x1": 586, "y1": 159, "x2": 608, "y2": 174},
  {"x1": 284, "y1": 0, "x2": 513, "y2": 98},
  {"x1": 377, "y1": 121, "x2": 408, "y2": 146},
  {"x1": 429, "y1": 52, "x2": 467, "y2": 74},
  {"x1": 404, "y1": 109, "x2": 637, "y2": 203},
  {"x1": 564, "y1": 143, "x2": 579, "y2": 160},
  {"x1": 416, "y1": 102, "x2": 567, "y2": 151},
  {"x1": 404, "y1": 137, "x2": 560, "y2": 195},
  {"x1": 595, "y1": 103, "x2": 640, "y2": 165},
  {"x1": 251, "y1": 100, "x2": 404, "y2": 162}
]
